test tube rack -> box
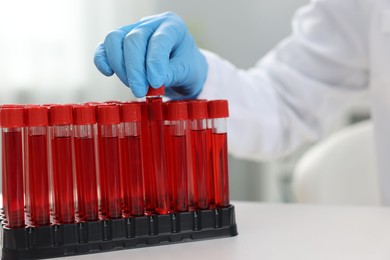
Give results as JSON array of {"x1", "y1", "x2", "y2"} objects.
[
  {"x1": 1, "y1": 206, "x2": 237, "y2": 259},
  {"x1": 0, "y1": 98, "x2": 237, "y2": 259}
]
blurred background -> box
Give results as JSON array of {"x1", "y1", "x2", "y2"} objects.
[{"x1": 0, "y1": 0, "x2": 370, "y2": 202}]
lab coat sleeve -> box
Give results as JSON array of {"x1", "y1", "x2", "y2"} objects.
[{"x1": 198, "y1": 0, "x2": 370, "y2": 161}]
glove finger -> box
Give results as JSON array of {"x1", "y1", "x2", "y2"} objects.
[
  {"x1": 94, "y1": 43, "x2": 114, "y2": 76},
  {"x1": 146, "y1": 20, "x2": 186, "y2": 89},
  {"x1": 123, "y1": 19, "x2": 164, "y2": 97},
  {"x1": 104, "y1": 29, "x2": 130, "y2": 86}
]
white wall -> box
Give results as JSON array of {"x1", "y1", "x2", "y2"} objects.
[{"x1": 155, "y1": 0, "x2": 309, "y2": 68}]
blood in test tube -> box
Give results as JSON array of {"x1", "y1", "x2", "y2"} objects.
[
  {"x1": 96, "y1": 104, "x2": 122, "y2": 219},
  {"x1": 146, "y1": 86, "x2": 170, "y2": 214},
  {"x1": 0, "y1": 107, "x2": 3, "y2": 218},
  {"x1": 25, "y1": 105, "x2": 50, "y2": 226},
  {"x1": 188, "y1": 101, "x2": 210, "y2": 209},
  {"x1": 208, "y1": 100, "x2": 230, "y2": 207},
  {"x1": 166, "y1": 102, "x2": 189, "y2": 212},
  {"x1": 72, "y1": 105, "x2": 99, "y2": 221},
  {"x1": 1, "y1": 106, "x2": 25, "y2": 228},
  {"x1": 1, "y1": 104, "x2": 24, "y2": 221},
  {"x1": 140, "y1": 102, "x2": 156, "y2": 215},
  {"x1": 184, "y1": 105, "x2": 195, "y2": 212},
  {"x1": 163, "y1": 104, "x2": 174, "y2": 212},
  {"x1": 49, "y1": 105, "x2": 75, "y2": 224},
  {"x1": 120, "y1": 102, "x2": 144, "y2": 216},
  {"x1": 206, "y1": 117, "x2": 215, "y2": 208}
]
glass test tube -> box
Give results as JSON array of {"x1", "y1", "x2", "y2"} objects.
[
  {"x1": 1, "y1": 107, "x2": 25, "y2": 228},
  {"x1": 97, "y1": 104, "x2": 122, "y2": 219},
  {"x1": 0, "y1": 107, "x2": 2, "y2": 218},
  {"x1": 146, "y1": 86, "x2": 170, "y2": 214},
  {"x1": 206, "y1": 117, "x2": 215, "y2": 208},
  {"x1": 208, "y1": 100, "x2": 230, "y2": 207},
  {"x1": 188, "y1": 101, "x2": 210, "y2": 209},
  {"x1": 49, "y1": 105, "x2": 75, "y2": 224},
  {"x1": 163, "y1": 103, "x2": 174, "y2": 212},
  {"x1": 73, "y1": 105, "x2": 99, "y2": 221},
  {"x1": 25, "y1": 105, "x2": 50, "y2": 226},
  {"x1": 140, "y1": 102, "x2": 156, "y2": 215},
  {"x1": 166, "y1": 102, "x2": 189, "y2": 212},
  {"x1": 120, "y1": 102, "x2": 144, "y2": 216},
  {"x1": 0, "y1": 106, "x2": 2, "y2": 219},
  {"x1": 0, "y1": 104, "x2": 17, "y2": 222}
]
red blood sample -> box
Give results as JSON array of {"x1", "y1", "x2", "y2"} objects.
[
  {"x1": 120, "y1": 136, "x2": 143, "y2": 216},
  {"x1": 164, "y1": 122, "x2": 174, "y2": 212},
  {"x1": 147, "y1": 97, "x2": 169, "y2": 214},
  {"x1": 97, "y1": 105, "x2": 121, "y2": 219},
  {"x1": 25, "y1": 105, "x2": 50, "y2": 226},
  {"x1": 120, "y1": 102, "x2": 144, "y2": 216},
  {"x1": 140, "y1": 102, "x2": 156, "y2": 215},
  {"x1": 206, "y1": 125, "x2": 215, "y2": 207},
  {"x1": 0, "y1": 107, "x2": 3, "y2": 218},
  {"x1": 49, "y1": 105, "x2": 75, "y2": 224},
  {"x1": 166, "y1": 102, "x2": 189, "y2": 212},
  {"x1": 191, "y1": 130, "x2": 209, "y2": 209},
  {"x1": 212, "y1": 133, "x2": 229, "y2": 207},
  {"x1": 73, "y1": 105, "x2": 99, "y2": 221},
  {"x1": 209, "y1": 100, "x2": 230, "y2": 207},
  {"x1": 188, "y1": 100, "x2": 209, "y2": 209},
  {"x1": 1, "y1": 107, "x2": 25, "y2": 228},
  {"x1": 186, "y1": 120, "x2": 195, "y2": 212},
  {"x1": 171, "y1": 135, "x2": 188, "y2": 211}
]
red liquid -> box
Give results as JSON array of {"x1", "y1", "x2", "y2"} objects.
[
  {"x1": 171, "y1": 135, "x2": 188, "y2": 212},
  {"x1": 27, "y1": 134, "x2": 50, "y2": 226},
  {"x1": 141, "y1": 109, "x2": 156, "y2": 215},
  {"x1": 52, "y1": 136, "x2": 74, "y2": 223},
  {"x1": 1, "y1": 133, "x2": 7, "y2": 219},
  {"x1": 147, "y1": 98, "x2": 169, "y2": 214},
  {"x1": 212, "y1": 133, "x2": 230, "y2": 207},
  {"x1": 74, "y1": 137, "x2": 98, "y2": 221},
  {"x1": 2, "y1": 131, "x2": 24, "y2": 228},
  {"x1": 120, "y1": 135, "x2": 144, "y2": 216},
  {"x1": 98, "y1": 136, "x2": 121, "y2": 219},
  {"x1": 191, "y1": 129, "x2": 209, "y2": 209},
  {"x1": 206, "y1": 128, "x2": 215, "y2": 207},
  {"x1": 186, "y1": 123, "x2": 195, "y2": 211},
  {"x1": 164, "y1": 125, "x2": 174, "y2": 212}
]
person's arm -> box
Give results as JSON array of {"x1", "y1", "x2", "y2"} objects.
[{"x1": 198, "y1": 0, "x2": 370, "y2": 161}]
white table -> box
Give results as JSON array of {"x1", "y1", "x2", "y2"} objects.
[{"x1": 63, "y1": 201, "x2": 390, "y2": 260}]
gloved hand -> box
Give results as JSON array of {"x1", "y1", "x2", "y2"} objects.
[{"x1": 94, "y1": 12, "x2": 208, "y2": 99}]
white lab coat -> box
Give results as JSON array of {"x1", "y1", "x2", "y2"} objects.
[{"x1": 198, "y1": 0, "x2": 390, "y2": 205}]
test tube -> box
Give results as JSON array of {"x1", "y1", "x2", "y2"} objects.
[
  {"x1": 208, "y1": 100, "x2": 230, "y2": 208},
  {"x1": 120, "y1": 102, "x2": 144, "y2": 216},
  {"x1": 166, "y1": 102, "x2": 189, "y2": 212},
  {"x1": 146, "y1": 86, "x2": 170, "y2": 214},
  {"x1": 140, "y1": 102, "x2": 156, "y2": 215},
  {"x1": 25, "y1": 105, "x2": 50, "y2": 226},
  {"x1": 96, "y1": 104, "x2": 122, "y2": 219},
  {"x1": 206, "y1": 113, "x2": 215, "y2": 208},
  {"x1": 0, "y1": 106, "x2": 2, "y2": 218},
  {"x1": 1, "y1": 106, "x2": 25, "y2": 228},
  {"x1": 163, "y1": 103, "x2": 174, "y2": 212},
  {"x1": 49, "y1": 105, "x2": 75, "y2": 224},
  {"x1": 72, "y1": 105, "x2": 99, "y2": 221},
  {"x1": 188, "y1": 100, "x2": 210, "y2": 209}
]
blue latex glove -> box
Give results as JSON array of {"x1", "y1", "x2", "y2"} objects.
[{"x1": 94, "y1": 12, "x2": 208, "y2": 99}]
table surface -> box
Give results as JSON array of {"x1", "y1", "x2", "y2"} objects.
[{"x1": 54, "y1": 201, "x2": 390, "y2": 260}]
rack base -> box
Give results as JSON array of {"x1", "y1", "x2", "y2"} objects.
[{"x1": 1, "y1": 205, "x2": 237, "y2": 259}]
